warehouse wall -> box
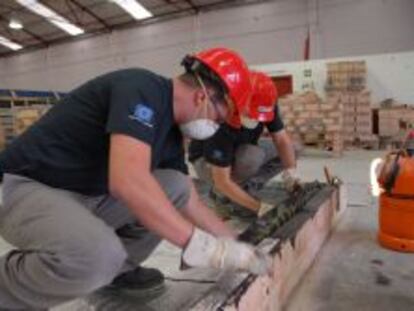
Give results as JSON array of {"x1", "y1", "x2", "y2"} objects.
[
  {"x1": 254, "y1": 51, "x2": 414, "y2": 104},
  {"x1": 0, "y1": 0, "x2": 413, "y2": 92}
]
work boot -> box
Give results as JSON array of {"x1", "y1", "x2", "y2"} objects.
[{"x1": 108, "y1": 266, "x2": 165, "y2": 294}]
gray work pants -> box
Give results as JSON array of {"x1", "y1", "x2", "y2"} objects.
[
  {"x1": 193, "y1": 139, "x2": 277, "y2": 186},
  {"x1": 0, "y1": 169, "x2": 190, "y2": 309}
]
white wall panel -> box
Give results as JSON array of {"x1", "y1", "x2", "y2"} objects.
[
  {"x1": 254, "y1": 51, "x2": 414, "y2": 105},
  {"x1": 0, "y1": 0, "x2": 412, "y2": 92}
]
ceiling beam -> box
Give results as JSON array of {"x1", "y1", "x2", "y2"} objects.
[
  {"x1": 0, "y1": 13, "x2": 48, "y2": 46},
  {"x1": 19, "y1": 27, "x2": 48, "y2": 46},
  {"x1": 36, "y1": 0, "x2": 85, "y2": 33},
  {"x1": 163, "y1": 0, "x2": 198, "y2": 13},
  {"x1": 0, "y1": 0, "x2": 249, "y2": 57},
  {"x1": 0, "y1": 29, "x2": 24, "y2": 49},
  {"x1": 65, "y1": 0, "x2": 82, "y2": 25},
  {"x1": 184, "y1": 0, "x2": 199, "y2": 13},
  {"x1": 67, "y1": 0, "x2": 112, "y2": 31}
]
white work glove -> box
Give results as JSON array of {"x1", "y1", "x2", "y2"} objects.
[
  {"x1": 182, "y1": 228, "x2": 273, "y2": 276},
  {"x1": 257, "y1": 201, "x2": 275, "y2": 218},
  {"x1": 282, "y1": 168, "x2": 302, "y2": 192}
]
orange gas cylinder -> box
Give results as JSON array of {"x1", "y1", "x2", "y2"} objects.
[
  {"x1": 377, "y1": 153, "x2": 414, "y2": 252},
  {"x1": 378, "y1": 194, "x2": 414, "y2": 252}
]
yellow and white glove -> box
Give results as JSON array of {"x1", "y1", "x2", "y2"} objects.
[
  {"x1": 257, "y1": 201, "x2": 275, "y2": 218},
  {"x1": 182, "y1": 228, "x2": 273, "y2": 276},
  {"x1": 282, "y1": 168, "x2": 302, "y2": 192}
]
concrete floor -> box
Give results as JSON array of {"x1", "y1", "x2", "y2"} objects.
[
  {"x1": 0, "y1": 149, "x2": 413, "y2": 310},
  {"x1": 286, "y1": 149, "x2": 414, "y2": 311}
]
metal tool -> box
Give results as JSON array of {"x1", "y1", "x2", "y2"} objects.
[
  {"x1": 238, "y1": 181, "x2": 325, "y2": 245},
  {"x1": 324, "y1": 166, "x2": 342, "y2": 186}
]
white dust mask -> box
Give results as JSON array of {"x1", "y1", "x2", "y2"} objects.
[
  {"x1": 180, "y1": 119, "x2": 219, "y2": 140},
  {"x1": 240, "y1": 115, "x2": 259, "y2": 129}
]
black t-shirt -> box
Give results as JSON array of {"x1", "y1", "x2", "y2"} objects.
[
  {"x1": 0, "y1": 69, "x2": 187, "y2": 195},
  {"x1": 188, "y1": 105, "x2": 284, "y2": 167}
]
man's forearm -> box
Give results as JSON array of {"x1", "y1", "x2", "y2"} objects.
[
  {"x1": 272, "y1": 131, "x2": 296, "y2": 169},
  {"x1": 216, "y1": 179, "x2": 259, "y2": 212},
  {"x1": 111, "y1": 172, "x2": 194, "y2": 248},
  {"x1": 181, "y1": 182, "x2": 236, "y2": 238}
]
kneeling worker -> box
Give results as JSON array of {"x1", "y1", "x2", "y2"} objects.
[
  {"x1": 0, "y1": 48, "x2": 272, "y2": 309},
  {"x1": 189, "y1": 71, "x2": 301, "y2": 217}
]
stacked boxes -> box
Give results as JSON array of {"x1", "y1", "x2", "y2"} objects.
[
  {"x1": 326, "y1": 61, "x2": 366, "y2": 92},
  {"x1": 0, "y1": 107, "x2": 14, "y2": 147},
  {"x1": 328, "y1": 90, "x2": 374, "y2": 143},
  {"x1": 279, "y1": 90, "x2": 376, "y2": 154},
  {"x1": 378, "y1": 106, "x2": 414, "y2": 137},
  {"x1": 0, "y1": 102, "x2": 51, "y2": 149},
  {"x1": 277, "y1": 61, "x2": 377, "y2": 154},
  {"x1": 378, "y1": 105, "x2": 414, "y2": 146},
  {"x1": 0, "y1": 124, "x2": 5, "y2": 150},
  {"x1": 325, "y1": 60, "x2": 376, "y2": 148},
  {"x1": 0, "y1": 90, "x2": 60, "y2": 150},
  {"x1": 14, "y1": 107, "x2": 48, "y2": 136},
  {"x1": 279, "y1": 91, "x2": 324, "y2": 145},
  {"x1": 279, "y1": 91, "x2": 344, "y2": 154},
  {"x1": 323, "y1": 92, "x2": 345, "y2": 155}
]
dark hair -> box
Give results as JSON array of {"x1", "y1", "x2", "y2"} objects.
[{"x1": 180, "y1": 55, "x2": 227, "y2": 101}]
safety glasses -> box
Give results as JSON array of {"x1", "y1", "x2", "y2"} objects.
[{"x1": 195, "y1": 74, "x2": 229, "y2": 124}]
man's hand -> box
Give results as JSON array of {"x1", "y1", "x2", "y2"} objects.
[
  {"x1": 282, "y1": 168, "x2": 302, "y2": 192},
  {"x1": 182, "y1": 228, "x2": 273, "y2": 276},
  {"x1": 257, "y1": 201, "x2": 276, "y2": 218}
]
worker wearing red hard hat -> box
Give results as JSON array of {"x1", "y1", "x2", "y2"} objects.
[
  {"x1": 0, "y1": 48, "x2": 272, "y2": 309},
  {"x1": 189, "y1": 70, "x2": 299, "y2": 218}
]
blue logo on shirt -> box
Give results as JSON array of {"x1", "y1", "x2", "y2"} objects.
[
  {"x1": 212, "y1": 149, "x2": 223, "y2": 159},
  {"x1": 130, "y1": 103, "x2": 154, "y2": 127}
]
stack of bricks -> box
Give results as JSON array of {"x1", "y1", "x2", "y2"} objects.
[
  {"x1": 279, "y1": 91, "x2": 324, "y2": 145},
  {"x1": 326, "y1": 90, "x2": 375, "y2": 143},
  {"x1": 325, "y1": 60, "x2": 377, "y2": 149},
  {"x1": 278, "y1": 61, "x2": 377, "y2": 155},
  {"x1": 378, "y1": 103, "x2": 414, "y2": 147},
  {"x1": 279, "y1": 91, "x2": 345, "y2": 155},
  {"x1": 326, "y1": 61, "x2": 366, "y2": 92},
  {"x1": 323, "y1": 92, "x2": 345, "y2": 155}
]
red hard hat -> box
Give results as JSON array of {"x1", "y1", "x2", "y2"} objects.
[
  {"x1": 227, "y1": 109, "x2": 242, "y2": 128},
  {"x1": 247, "y1": 71, "x2": 278, "y2": 122},
  {"x1": 191, "y1": 48, "x2": 252, "y2": 118}
]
